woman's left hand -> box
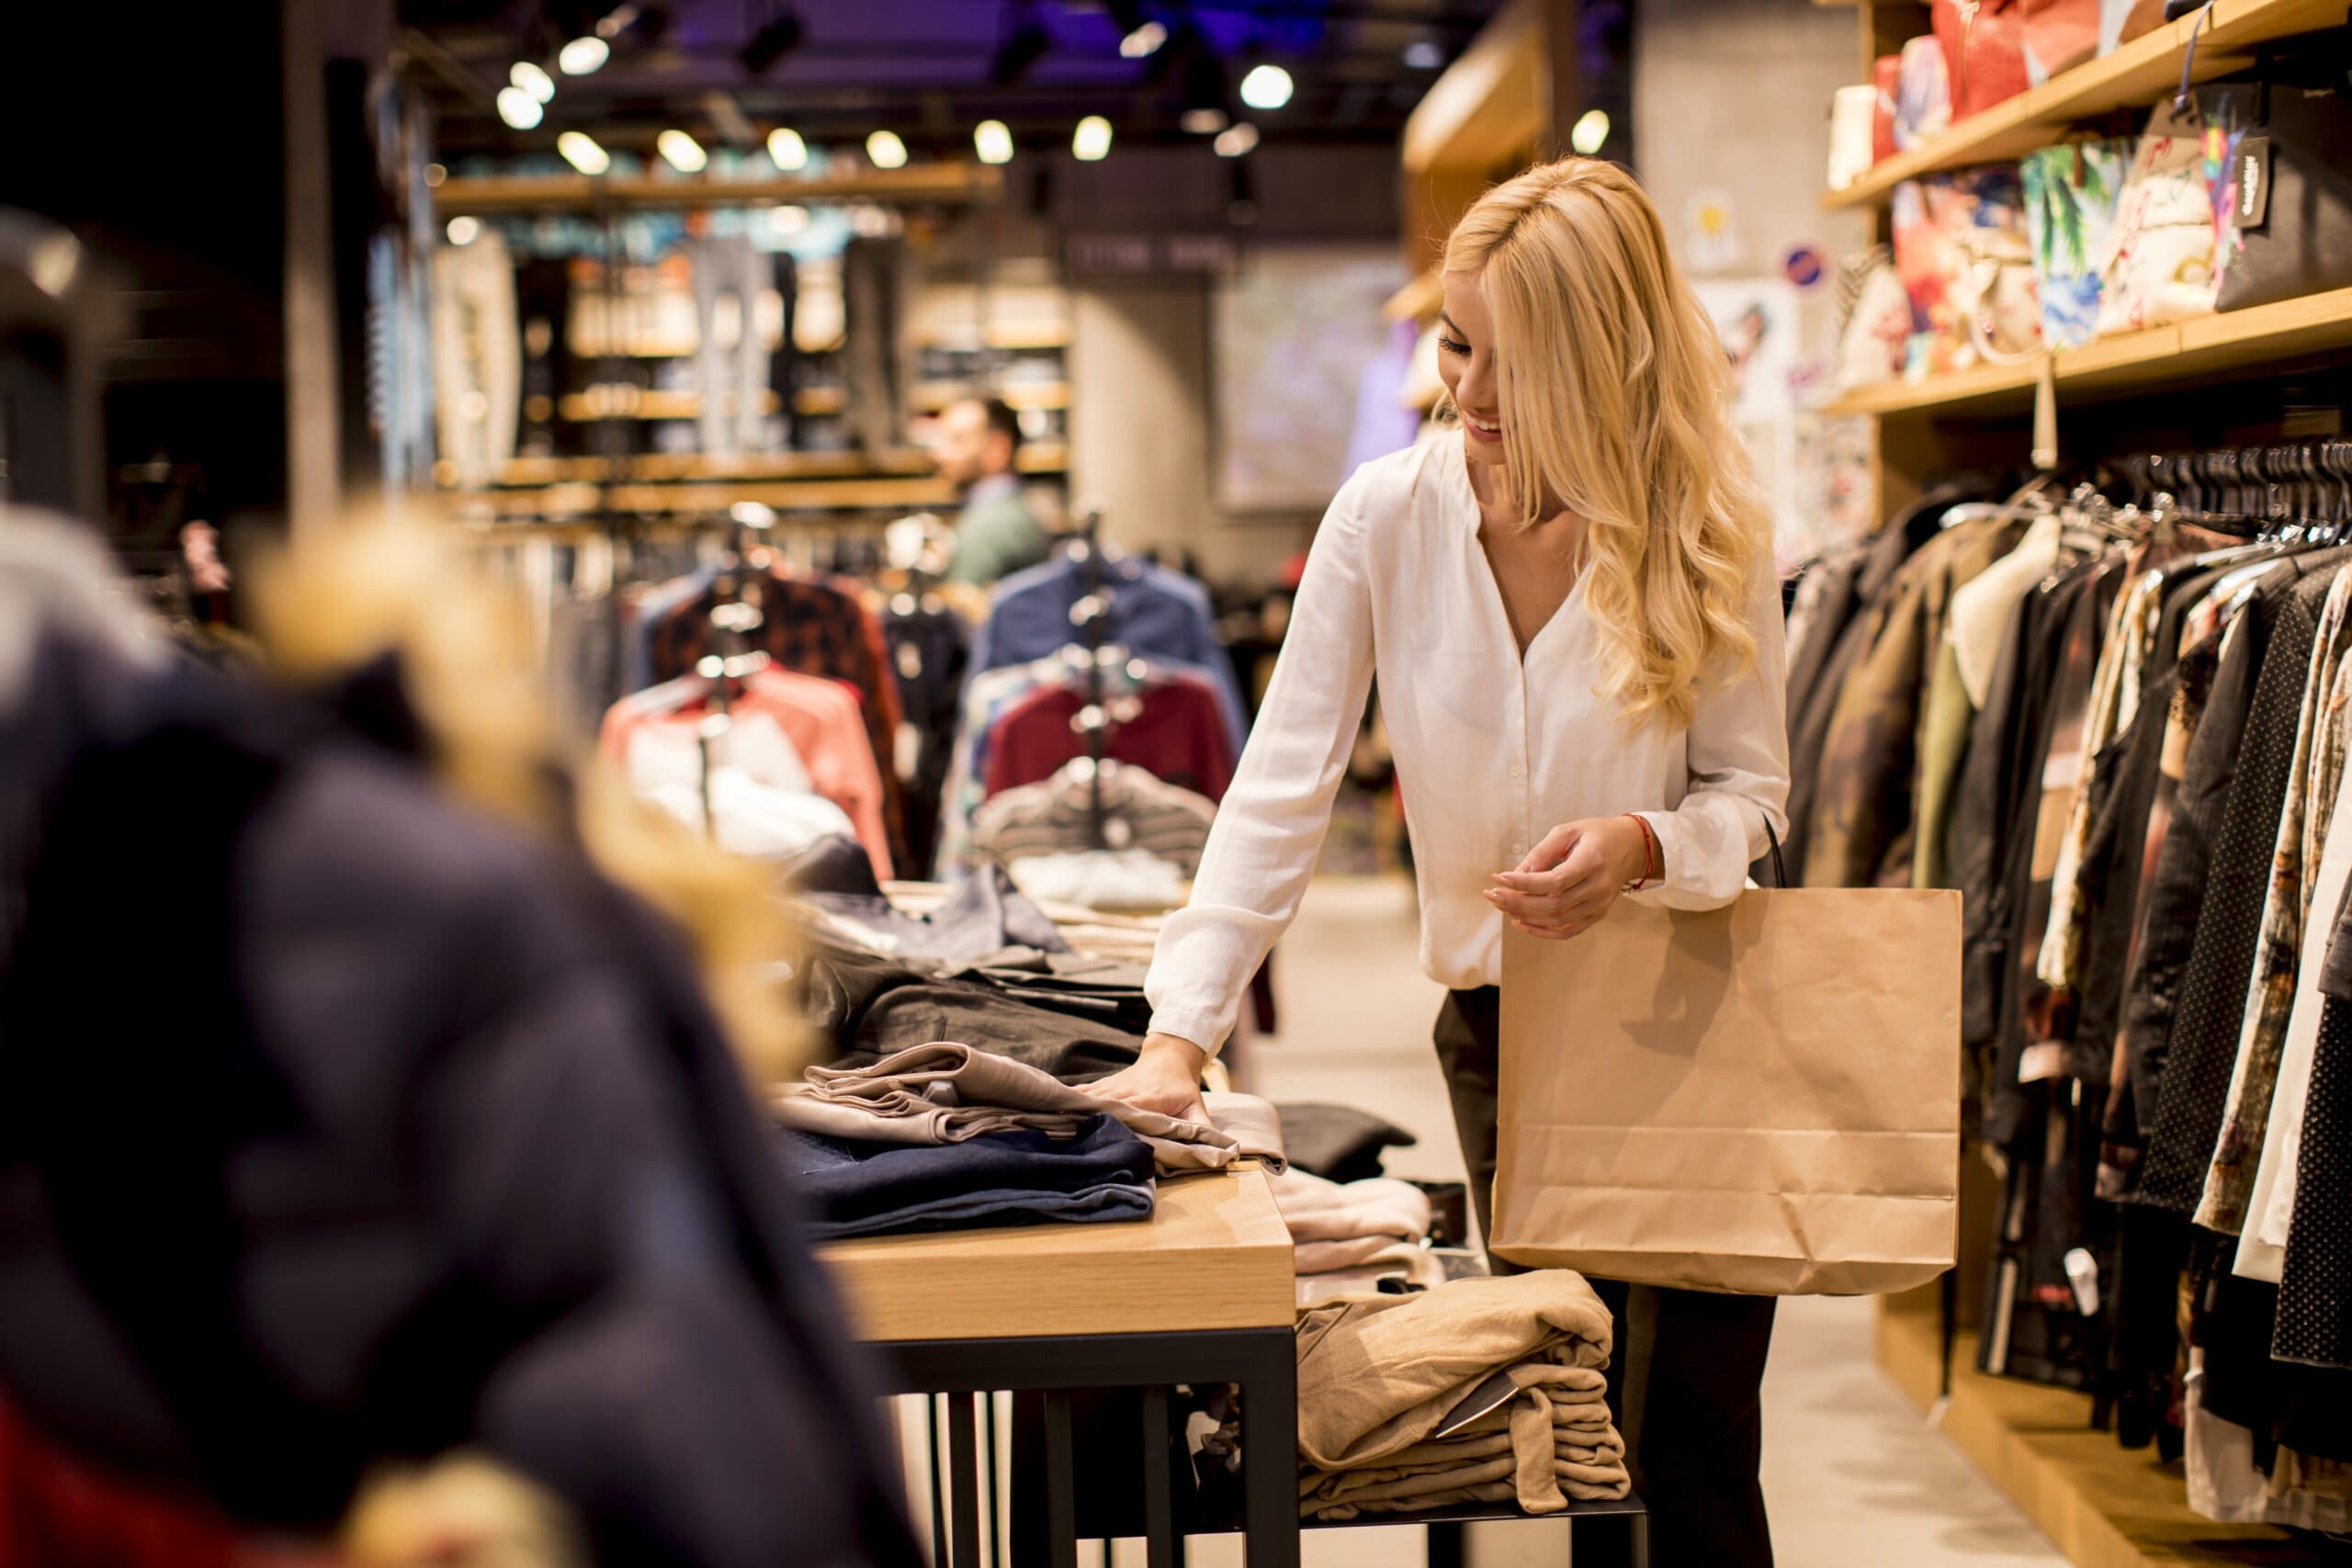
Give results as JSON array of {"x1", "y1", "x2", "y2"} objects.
[{"x1": 1485, "y1": 817, "x2": 1653, "y2": 941}]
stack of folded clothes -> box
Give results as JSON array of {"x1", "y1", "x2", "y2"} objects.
[
  {"x1": 1294, "y1": 1272, "x2": 1633, "y2": 1520},
  {"x1": 773, "y1": 1041, "x2": 1247, "y2": 1175},
  {"x1": 777, "y1": 1116, "x2": 1157, "y2": 1241},
  {"x1": 1272, "y1": 1167, "x2": 1433, "y2": 1276},
  {"x1": 772, "y1": 1042, "x2": 1288, "y2": 1240}
]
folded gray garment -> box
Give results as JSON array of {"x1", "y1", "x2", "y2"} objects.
[{"x1": 776, "y1": 1041, "x2": 1241, "y2": 1174}]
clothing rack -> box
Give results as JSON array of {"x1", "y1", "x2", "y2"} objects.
[
  {"x1": 691, "y1": 500, "x2": 775, "y2": 840},
  {"x1": 1064, "y1": 500, "x2": 1114, "y2": 852}
]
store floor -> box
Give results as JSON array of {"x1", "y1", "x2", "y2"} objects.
[{"x1": 1201, "y1": 874, "x2": 2073, "y2": 1568}]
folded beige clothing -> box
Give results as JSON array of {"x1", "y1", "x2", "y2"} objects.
[
  {"x1": 776, "y1": 1041, "x2": 1239, "y2": 1174},
  {"x1": 1300, "y1": 1384, "x2": 1632, "y2": 1522},
  {"x1": 1294, "y1": 1235, "x2": 1426, "y2": 1275},
  {"x1": 1200, "y1": 1091, "x2": 1287, "y2": 1174},
  {"x1": 1295, "y1": 1273, "x2": 1615, "y2": 1472},
  {"x1": 1272, "y1": 1168, "x2": 1430, "y2": 1246}
]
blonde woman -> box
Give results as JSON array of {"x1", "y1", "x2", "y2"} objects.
[{"x1": 1096, "y1": 158, "x2": 1792, "y2": 1565}]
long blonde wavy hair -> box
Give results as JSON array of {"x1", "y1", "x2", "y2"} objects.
[{"x1": 1442, "y1": 157, "x2": 1769, "y2": 728}]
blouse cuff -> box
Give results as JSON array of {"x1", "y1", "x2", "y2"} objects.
[{"x1": 1145, "y1": 1005, "x2": 1227, "y2": 1061}]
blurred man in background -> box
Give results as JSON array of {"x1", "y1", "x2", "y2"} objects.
[{"x1": 930, "y1": 395, "x2": 1051, "y2": 588}]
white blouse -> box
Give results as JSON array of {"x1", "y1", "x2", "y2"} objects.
[{"x1": 1144, "y1": 433, "x2": 1792, "y2": 1056}]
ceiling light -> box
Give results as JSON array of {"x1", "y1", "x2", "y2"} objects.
[
  {"x1": 866, "y1": 130, "x2": 908, "y2": 170},
  {"x1": 510, "y1": 61, "x2": 555, "y2": 103},
  {"x1": 770, "y1": 204, "x2": 810, "y2": 234},
  {"x1": 1181, "y1": 49, "x2": 1228, "y2": 131},
  {"x1": 1238, "y1": 63, "x2": 1293, "y2": 111},
  {"x1": 657, "y1": 129, "x2": 707, "y2": 172},
  {"x1": 1569, "y1": 108, "x2": 1611, "y2": 155},
  {"x1": 556, "y1": 130, "x2": 610, "y2": 174},
  {"x1": 446, "y1": 216, "x2": 481, "y2": 245},
  {"x1": 1213, "y1": 121, "x2": 1258, "y2": 157},
  {"x1": 1120, "y1": 19, "x2": 1167, "y2": 57},
  {"x1": 1072, "y1": 115, "x2": 1113, "y2": 162},
  {"x1": 740, "y1": 7, "x2": 805, "y2": 74},
  {"x1": 1180, "y1": 107, "x2": 1227, "y2": 134},
  {"x1": 1403, "y1": 39, "x2": 1443, "y2": 69},
  {"x1": 974, "y1": 119, "x2": 1013, "y2": 164},
  {"x1": 423, "y1": 163, "x2": 447, "y2": 186},
  {"x1": 595, "y1": 5, "x2": 639, "y2": 39},
  {"x1": 767, "y1": 126, "x2": 808, "y2": 171},
  {"x1": 558, "y1": 35, "x2": 609, "y2": 73},
  {"x1": 990, "y1": 7, "x2": 1050, "y2": 86},
  {"x1": 495, "y1": 86, "x2": 543, "y2": 130}
]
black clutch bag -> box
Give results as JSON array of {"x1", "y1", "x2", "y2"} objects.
[{"x1": 2205, "y1": 46, "x2": 2352, "y2": 313}]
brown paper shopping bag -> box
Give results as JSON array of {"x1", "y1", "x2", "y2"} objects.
[{"x1": 1491, "y1": 884, "x2": 1962, "y2": 1295}]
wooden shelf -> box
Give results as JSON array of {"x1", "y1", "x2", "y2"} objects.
[
  {"x1": 1825, "y1": 286, "x2": 2352, "y2": 417},
  {"x1": 910, "y1": 379, "x2": 1069, "y2": 413},
  {"x1": 437, "y1": 443, "x2": 1070, "y2": 505},
  {"x1": 1875, "y1": 1306, "x2": 2332, "y2": 1567},
  {"x1": 793, "y1": 387, "x2": 846, "y2": 417},
  {"x1": 914, "y1": 323, "x2": 1073, "y2": 352},
  {"x1": 433, "y1": 163, "x2": 1003, "y2": 216},
  {"x1": 461, "y1": 477, "x2": 959, "y2": 518},
  {"x1": 1402, "y1": 0, "x2": 1544, "y2": 175},
  {"x1": 1823, "y1": 0, "x2": 2351, "y2": 209},
  {"x1": 558, "y1": 388, "x2": 782, "y2": 423}
]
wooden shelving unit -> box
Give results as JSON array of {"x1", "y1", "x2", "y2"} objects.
[
  {"x1": 1828, "y1": 287, "x2": 2352, "y2": 418},
  {"x1": 433, "y1": 163, "x2": 1003, "y2": 216},
  {"x1": 1828, "y1": 7, "x2": 2352, "y2": 1563},
  {"x1": 436, "y1": 444, "x2": 1069, "y2": 492},
  {"x1": 1877, "y1": 1311, "x2": 2332, "y2": 1568},
  {"x1": 909, "y1": 379, "x2": 1069, "y2": 414},
  {"x1": 557, "y1": 388, "x2": 782, "y2": 423},
  {"x1": 1825, "y1": 0, "x2": 2350, "y2": 209}
]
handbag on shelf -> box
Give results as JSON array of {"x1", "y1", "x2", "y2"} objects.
[
  {"x1": 1873, "y1": 53, "x2": 1904, "y2": 162},
  {"x1": 2021, "y1": 0, "x2": 2102, "y2": 84},
  {"x1": 1895, "y1": 33, "x2": 1954, "y2": 150},
  {"x1": 1894, "y1": 165, "x2": 2041, "y2": 377},
  {"x1": 2202, "y1": 54, "x2": 2352, "y2": 312},
  {"x1": 1491, "y1": 827, "x2": 1962, "y2": 1297},
  {"x1": 2021, "y1": 136, "x2": 2135, "y2": 346},
  {"x1": 1830, "y1": 85, "x2": 1882, "y2": 190},
  {"x1": 1935, "y1": 0, "x2": 2030, "y2": 120},
  {"x1": 2093, "y1": 98, "x2": 2222, "y2": 337},
  {"x1": 1836, "y1": 246, "x2": 1914, "y2": 390}
]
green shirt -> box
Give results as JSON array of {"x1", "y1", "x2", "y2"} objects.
[{"x1": 945, "y1": 480, "x2": 1053, "y2": 588}]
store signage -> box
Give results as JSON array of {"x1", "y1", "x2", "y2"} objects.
[{"x1": 1066, "y1": 232, "x2": 1238, "y2": 275}]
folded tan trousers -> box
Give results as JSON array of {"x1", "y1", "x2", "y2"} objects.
[{"x1": 1293, "y1": 1272, "x2": 1631, "y2": 1517}]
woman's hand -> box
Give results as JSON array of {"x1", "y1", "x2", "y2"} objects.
[
  {"x1": 1090, "y1": 1033, "x2": 1212, "y2": 1122},
  {"x1": 1485, "y1": 817, "x2": 1655, "y2": 941}
]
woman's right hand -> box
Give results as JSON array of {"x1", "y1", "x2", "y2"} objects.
[{"x1": 1091, "y1": 1033, "x2": 1212, "y2": 1122}]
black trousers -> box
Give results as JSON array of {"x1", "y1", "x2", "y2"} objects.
[{"x1": 1435, "y1": 986, "x2": 1778, "y2": 1568}]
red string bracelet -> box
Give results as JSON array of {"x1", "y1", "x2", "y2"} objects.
[{"x1": 1621, "y1": 813, "x2": 1659, "y2": 892}]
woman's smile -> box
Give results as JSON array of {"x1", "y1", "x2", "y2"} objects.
[{"x1": 1462, "y1": 410, "x2": 1503, "y2": 445}]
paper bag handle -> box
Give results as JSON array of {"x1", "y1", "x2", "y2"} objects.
[{"x1": 1759, "y1": 816, "x2": 1790, "y2": 889}]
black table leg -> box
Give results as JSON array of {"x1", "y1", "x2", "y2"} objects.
[
  {"x1": 949, "y1": 1392, "x2": 982, "y2": 1568},
  {"x1": 1426, "y1": 1519, "x2": 1466, "y2": 1568},
  {"x1": 927, "y1": 1395, "x2": 950, "y2": 1567},
  {"x1": 1632, "y1": 1506, "x2": 1651, "y2": 1568},
  {"x1": 1043, "y1": 1391, "x2": 1078, "y2": 1568},
  {"x1": 1238, "y1": 1327, "x2": 1300, "y2": 1568},
  {"x1": 1144, "y1": 1385, "x2": 1175, "y2": 1568}
]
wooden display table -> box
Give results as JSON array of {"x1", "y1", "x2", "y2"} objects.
[{"x1": 820, "y1": 1165, "x2": 1301, "y2": 1568}]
